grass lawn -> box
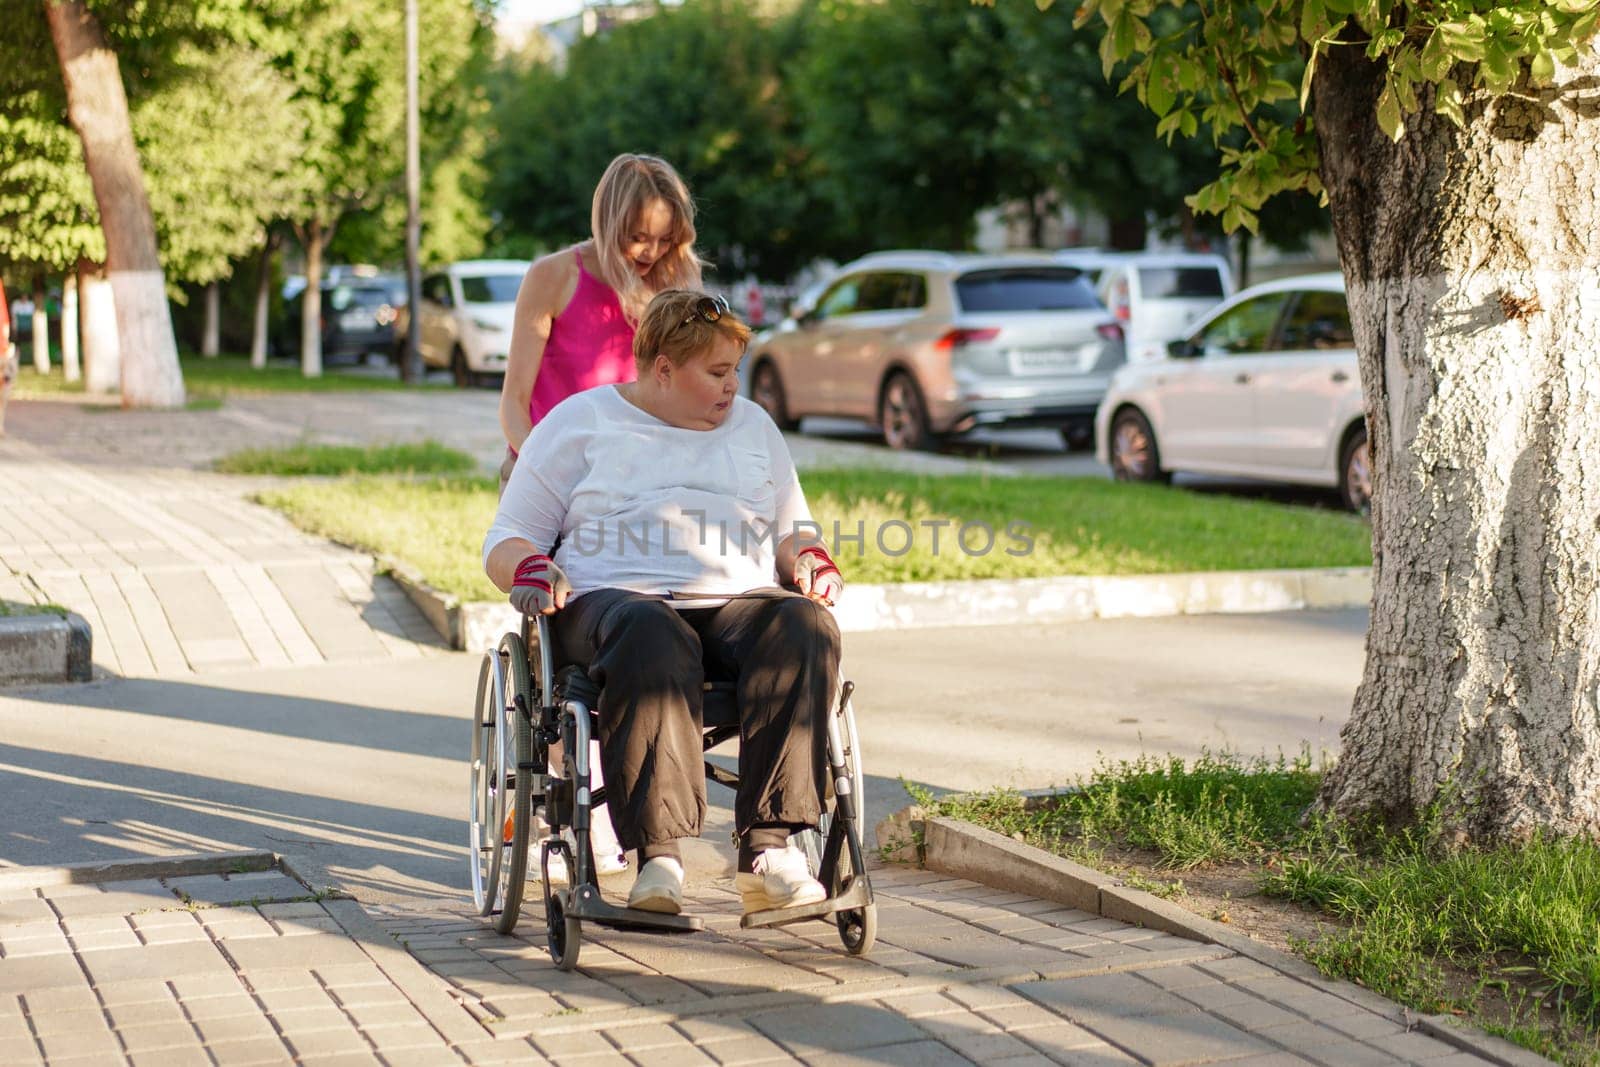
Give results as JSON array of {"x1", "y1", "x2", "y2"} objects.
[
  {"x1": 0, "y1": 600, "x2": 69, "y2": 618},
  {"x1": 11, "y1": 353, "x2": 445, "y2": 402},
  {"x1": 216, "y1": 440, "x2": 477, "y2": 477},
  {"x1": 247, "y1": 457, "x2": 1372, "y2": 601},
  {"x1": 919, "y1": 755, "x2": 1600, "y2": 1066}
]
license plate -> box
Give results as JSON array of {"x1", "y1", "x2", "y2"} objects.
[
  {"x1": 1010, "y1": 348, "x2": 1080, "y2": 374},
  {"x1": 340, "y1": 311, "x2": 374, "y2": 330}
]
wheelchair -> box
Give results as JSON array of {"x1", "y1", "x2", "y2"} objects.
[{"x1": 468, "y1": 598, "x2": 876, "y2": 971}]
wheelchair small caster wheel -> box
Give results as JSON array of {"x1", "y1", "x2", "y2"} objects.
[
  {"x1": 546, "y1": 889, "x2": 582, "y2": 971},
  {"x1": 837, "y1": 898, "x2": 876, "y2": 957}
]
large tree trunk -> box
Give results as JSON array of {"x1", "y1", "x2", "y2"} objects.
[
  {"x1": 201, "y1": 282, "x2": 220, "y2": 358},
  {"x1": 78, "y1": 261, "x2": 119, "y2": 395},
  {"x1": 60, "y1": 273, "x2": 80, "y2": 383},
  {"x1": 45, "y1": 0, "x2": 185, "y2": 408},
  {"x1": 250, "y1": 234, "x2": 274, "y2": 370},
  {"x1": 1312, "y1": 45, "x2": 1600, "y2": 841},
  {"x1": 299, "y1": 217, "x2": 324, "y2": 379},
  {"x1": 30, "y1": 276, "x2": 50, "y2": 373}
]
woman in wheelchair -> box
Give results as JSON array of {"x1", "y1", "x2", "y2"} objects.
[{"x1": 483, "y1": 289, "x2": 847, "y2": 918}]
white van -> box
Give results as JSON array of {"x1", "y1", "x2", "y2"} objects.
[{"x1": 1093, "y1": 252, "x2": 1234, "y2": 364}]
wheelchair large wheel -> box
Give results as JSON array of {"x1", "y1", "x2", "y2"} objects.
[
  {"x1": 493, "y1": 633, "x2": 535, "y2": 934},
  {"x1": 468, "y1": 651, "x2": 509, "y2": 915},
  {"x1": 800, "y1": 688, "x2": 866, "y2": 875}
]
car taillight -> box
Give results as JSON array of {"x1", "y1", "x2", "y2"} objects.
[
  {"x1": 1096, "y1": 322, "x2": 1124, "y2": 343},
  {"x1": 935, "y1": 328, "x2": 1001, "y2": 350}
]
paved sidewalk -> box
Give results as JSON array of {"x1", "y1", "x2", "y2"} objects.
[
  {"x1": 0, "y1": 434, "x2": 445, "y2": 679},
  {"x1": 1, "y1": 857, "x2": 1522, "y2": 1067}
]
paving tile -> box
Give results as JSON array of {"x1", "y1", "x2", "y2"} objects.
[
  {"x1": 1018, "y1": 973, "x2": 1202, "y2": 1023},
  {"x1": 705, "y1": 1033, "x2": 793, "y2": 1064},
  {"x1": 0, "y1": 1035, "x2": 42, "y2": 1065},
  {"x1": 95, "y1": 979, "x2": 175, "y2": 1008},
  {"x1": 283, "y1": 1022, "x2": 373, "y2": 1058},
  {"x1": 266, "y1": 1006, "x2": 357, "y2": 1034},
  {"x1": 20, "y1": 986, "x2": 100, "y2": 1016},
  {"x1": 0, "y1": 954, "x2": 88, "y2": 996},
  {"x1": 36, "y1": 1026, "x2": 123, "y2": 1061},
  {"x1": 131, "y1": 1046, "x2": 213, "y2": 1067},
  {"x1": 27, "y1": 1007, "x2": 108, "y2": 1037},
  {"x1": 168, "y1": 873, "x2": 312, "y2": 907},
  {"x1": 224, "y1": 933, "x2": 373, "y2": 971},
  {"x1": 107, "y1": 998, "x2": 188, "y2": 1031},
  {"x1": 1015, "y1": 1021, "x2": 1108, "y2": 1056},
  {"x1": 1316, "y1": 1014, "x2": 1408, "y2": 1042},
  {"x1": 117, "y1": 1020, "x2": 205, "y2": 1053},
  {"x1": 1086, "y1": 1010, "x2": 1275, "y2": 1065},
  {"x1": 941, "y1": 1029, "x2": 1042, "y2": 1061},
  {"x1": 1300, "y1": 1040, "x2": 1407, "y2": 1066},
  {"x1": 79, "y1": 939, "x2": 234, "y2": 985},
  {"x1": 194, "y1": 1011, "x2": 281, "y2": 1045},
  {"x1": 746, "y1": 1002, "x2": 929, "y2": 1055},
  {"x1": 201, "y1": 1036, "x2": 298, "y2": 1065},
  {"x1": 804, "y1": 1039, "x2": 980, "y2": 1067},
  {"x1": 171, "y1": 972, "x2": 249, "y2": 1000},
  {"x1": 1373, "y1": 1030, "x2": 1463, "y2": 1061},
  {"x1": 375, "y1": 1047, "x2": 466, "y2": 1067},
  {"x1": 0, "y1": 898, "x2": 53, "y2": 926}
]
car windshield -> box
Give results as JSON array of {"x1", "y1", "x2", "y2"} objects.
[
  {"x1": 955, "y1": 268, "x2": 1100, "y2": 312},
  {"x1": 459, "y1": 274, "x2": 522, "y2": 304},
  {"x1": 1138, "y1": 267, "x2": 1225, "y2": 299}
]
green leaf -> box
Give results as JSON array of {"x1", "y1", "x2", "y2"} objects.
[
  {"x1": 1376, "y1": 81, "x2": 1404, "y2": 140},
  {"x1": 1179, "y1": 109, "x2": 1198, "y2": 137},
  {"x1": 1530, "y1": 47, "x2": 1555, "y2": 85},
  {"x1": 1481, "y1": 40, "x2": 1515, "y2": 93},
  {"x1": 1434, "y1": 77, "x2": 1465, "y2": 127},
  {"x1": 1436, "y1": 21, "x2": 1487, "y2": 62},
  {"x1": 1147, "y1": 53, "x2": 1177, "y2": 116},
  {"x1": 1300, "y1": 0, "x2": 1326, "y2": 43},
  {"x1": 1420, "y1": 30, "x2": 1454, "y2": 81}
]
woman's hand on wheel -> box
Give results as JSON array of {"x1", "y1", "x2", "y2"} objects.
[
  {"x1": 510, "y1": 553, "x2": 571, "y2": 615},
  {"x1": 793, "y1": 544, "x2": 843, "y2": 607}
]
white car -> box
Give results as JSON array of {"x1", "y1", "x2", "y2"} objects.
[
  {"x1": 1088, "y1": 251, "x2": 1235, "y2": 364},
  {"x1": 1095, "y1": 272, "x2": 1371, "y2": 511},
  {"x1": 415, "y1": 260, "x2": 529, "y2": 386}
]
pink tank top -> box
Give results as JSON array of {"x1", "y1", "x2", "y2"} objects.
[{"x1": 528, "y1": 249, "x2": 636, "y2": 427}]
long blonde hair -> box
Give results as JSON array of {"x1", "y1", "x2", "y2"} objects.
[{"x1": 591, "y1": 154, "x2": 705, "y2": 324}]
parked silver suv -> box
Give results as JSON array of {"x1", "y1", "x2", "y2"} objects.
[{"x1": 748, "y1": 251, "x2": 1126, "y2": 450}]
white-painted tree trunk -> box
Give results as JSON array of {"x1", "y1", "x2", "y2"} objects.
[
  {"x1": 79, "y1": 265, "x2": 119, "y2": 396},
  {"x1": 30, "y1": 280, "x2": 50, "y2": 374},
  {"x1": 60, "y1": 274, "x2": 80, "y2": 383},
  {"x1": 1312, "y1": 47, "x2": 1600, "y2": 840},
  {"x1": 250, "y1": 238, "x2": 273, "y2": 370},
  {"x1": 46, "y1": 0, "x2": 184, "y2": 408},
  {"x1": 300, "y1": 218, "x2": 324, "y2": 379},
  {"x1": 201, "y1": 282, "x2": 220, "y2": 358}
]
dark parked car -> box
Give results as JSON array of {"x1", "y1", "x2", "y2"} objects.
[{"x1": 277, "y1": 280, "x2": 401, "y2": 364}]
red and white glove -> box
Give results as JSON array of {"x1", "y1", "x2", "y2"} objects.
[
  {"x1": 510, "y1": 553, "x2": 571, "y2": 616},
  {"x1": 793, "y1": 544, "x2": 843, "y2": 606}
]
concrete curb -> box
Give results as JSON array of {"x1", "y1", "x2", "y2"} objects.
[
  {"x1": 912, "y1": 815, "x2": 1553, "y2": 1067},
  {"x1": 0, "y1": 849, "x2": 277, "y2": 893},
  {"x1": 389, "y1": 563, "x2": 1372, "y2": 651},
  {"x1": 0, "y1": 610, "x2": 92, "y2": 685}
]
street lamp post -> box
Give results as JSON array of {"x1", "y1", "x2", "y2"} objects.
[{"x1": 403, "y1": 0, "x2": 422, "y2": 383}]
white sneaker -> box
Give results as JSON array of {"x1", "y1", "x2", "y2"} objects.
[
  {"x1": 736, "y1": 846, "x2": 827, "y2": 914},
  {"x1": 627, "y1": 857, "x2": 685, "y2": 914}
]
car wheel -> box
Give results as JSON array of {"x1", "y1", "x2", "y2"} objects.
[
  {"x1": 451, "y1": 346, "x2": 472, "y2": 389},
  {"x1": 1339, "y1": 425, "x2": 1371, "y2": 513},
  {"x1": 751, "y1": 360, "x2": 798, "y2": 431},
  {"x1": 1109, "y1": 408, "x2": 1170, "y2": 483},
  {"x1": 879, "y1": 371, "x2": 933, "y2": 451}
]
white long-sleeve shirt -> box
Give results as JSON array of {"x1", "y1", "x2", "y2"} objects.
[{"x1": 483, "y1": 385, "x2": 813, "y2": 598}]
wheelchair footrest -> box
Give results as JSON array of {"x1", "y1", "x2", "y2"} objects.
[
  {"x1": 739, "y1": 877, "x2": 873, "y2": 930},
  {"x1": 566, "y1": 884, "x2": 705, "y2": 934}
]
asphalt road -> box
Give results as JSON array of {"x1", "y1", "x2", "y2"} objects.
[{"x1": 0, "y1": 609, "x2": 1367, "y2": 909}]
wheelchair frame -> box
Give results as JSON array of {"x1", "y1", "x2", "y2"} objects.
[{"x1": 469, "y1": 608, "x2": 876, "y2": 970}]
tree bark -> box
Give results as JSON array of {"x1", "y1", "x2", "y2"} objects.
[
  {"x1": 44, "y1": 0, "x2": 184, "y2": 408},
  {"x1": 299, "y1": 217, "x2": 324, "y2": 379},
  {"x1": 61, "y1": 273, "x2": 80, "y2": 383},
  {"x1": 250, "y1": 235, "x2": 274, "y2": 370},
  {"x1": 201, "y1": 282, "x2": 220, "y2": 358},
  {"x1": 78, "y1": 261, "x2": 119, "y2": 395},
  {"x1": 1312, "y1": 44, "x2": 1600, "y2": 841},
  {"x1": 30, "y1": 276, "x2": 50, "y2": 374}
]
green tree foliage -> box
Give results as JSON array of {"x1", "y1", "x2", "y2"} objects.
[
  {"x1": 488, "y1": 0, "x2": 814, "y2": 277},
  {"x1": 1042, "y1": 0, "x2": 1600, "y2": 232}
]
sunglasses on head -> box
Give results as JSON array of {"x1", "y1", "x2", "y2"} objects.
[{"x1": 678, "y1": 294, "x2": 731, "y2": 328}]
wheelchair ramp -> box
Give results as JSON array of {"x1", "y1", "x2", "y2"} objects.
[{"x1": 365, "y1": 863, "x2": 1511, "y2": 1065}]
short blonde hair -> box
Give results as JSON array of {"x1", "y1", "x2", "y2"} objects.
[
  {"x1": 591, "y1": 154, "x2": 705, "y2": 324},
  {"x1": 634, "y1": 290, "x2": 751, "y2": 371}
]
